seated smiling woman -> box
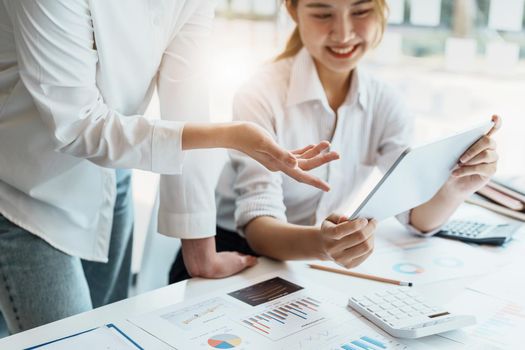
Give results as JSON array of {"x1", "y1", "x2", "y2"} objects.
[{"x1": 169, "y1": 0, "x2": 500, "y2": 283}]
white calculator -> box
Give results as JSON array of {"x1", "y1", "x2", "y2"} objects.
[{"x1": 348, "y1": 288, "x2": 475, "y2": 338}]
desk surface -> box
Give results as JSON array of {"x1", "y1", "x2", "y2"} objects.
[{"x1": 1, "y1": 205, "x2": 523, "y2": 349}]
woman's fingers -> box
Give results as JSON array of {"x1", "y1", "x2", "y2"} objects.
[
  {"x1": 324, "y1": 213, "x2": 345, "y2": 225},
  {"x1": 452, "y1": 163, "x2": 497, "y2": 178},
  {"x1": 336, "y1": 246, "x2": 374, "y2": 269},
  {"x1": 260, "y1": 148, "x2": 333, "y2": 191},
  {"x1": 328, "y1": 219, "x2": 377, "y2": 253},
  {"x1": 461, "y1": 149, "x2": 498, "y2": 166},
  {"x1": 458, "y1": 114, "x2": 502, "y2": 165},
  {"x1": 291, "y1": 144, "x2": 315, "y2": 155},
  {"x1": 325, "y1": 218, "x2": 369, "y2": 240},
  {"x1": 263, "y1": 140, "x2": 298, "y2": 168},
  {"x1": 332, "y1": 236, "x2": 375, "y2": 269},
  {"x1": 298, "y1": 151, "x2": 340, "y2": 171},
  {"x1": 486, "y1": 114, "x2": 502, "y2": 137},
  {"x1": 298, "y1": 141, "x2": 331, "y2": 159},
  {"x1": 459, "y1": 136, "x2": 497, "y2": 164},
  {"x1": 321, "y1": 218, "x2": 377, "y2": 267},
  {"x1": 261, "y1": 138, "x2": 340, "y2": 190},
  {"x1": 281, "y1": 166, "x2": 331, "y2": 191}
]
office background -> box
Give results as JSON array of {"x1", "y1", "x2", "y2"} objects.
[
  {"x1": 2, "y1": 2, "x2": 523, "y2": 339},
  {"x1": 128, "y1": 0, "x2": 525, "y2": 295}
]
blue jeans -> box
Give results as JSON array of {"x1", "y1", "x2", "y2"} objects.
[{"x1": 0, "y1": 170, "x2": 133, "y2": 335}]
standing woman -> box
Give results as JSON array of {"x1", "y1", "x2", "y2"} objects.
[
  {"x1": 0, "y1": 1, "x2": 336, "y2": 334},
  {"x1": 169, "y1": 0, "x2": 500, "y2": 282}
]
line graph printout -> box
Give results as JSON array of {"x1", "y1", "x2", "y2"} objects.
[
  {"x1": 129, "y1": 275, "x2": 422, "y2": 349},
  {"x1": 159, "y1": 297, "x2": 239, "y2": 331}
]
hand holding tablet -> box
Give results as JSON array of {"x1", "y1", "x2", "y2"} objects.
[{"x1": 348, "y1": 117, "x2": 499, "y2": 221}]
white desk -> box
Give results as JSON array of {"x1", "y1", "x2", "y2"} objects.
[{"x1": 1, "y1": 205, "x2": 523, "y2": 349}]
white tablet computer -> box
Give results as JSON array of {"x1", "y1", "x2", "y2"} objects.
[{"x1": 348, "y1": 121, "x2": 494, "y2": 221}]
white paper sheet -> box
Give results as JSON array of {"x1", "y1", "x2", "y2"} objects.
[
  {"x1": 468, "y1": 263, "x2": 525, "y2": 304},
  {"x1": 347, "y1": 238, "x2": 499, "y2": 285},
  {"x1": 443, "y1": 290, "x2": 525, "y2": 349},
  {"x1": 488, "y1": 0, "x2": 525, "y2": 32},
  {"x1": 409, "y1": 0, "x2": 441, "y2": 26}
]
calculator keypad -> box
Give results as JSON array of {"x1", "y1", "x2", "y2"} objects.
[
  {"x1": 443, "y1": 220, "x2": 489, "y2": 238},
  {"x1": 349, "y1": 288, "x2": 449, "y2": 329}
]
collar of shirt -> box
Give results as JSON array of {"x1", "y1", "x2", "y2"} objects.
[{"x1": 285, "y1": 48, "x2": 368, "y2": 112}]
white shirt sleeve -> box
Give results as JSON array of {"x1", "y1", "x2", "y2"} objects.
[
  {"x1": 374, "y1": 83, "x2": 440, "y2": 237},
  {"x1": 156, "y1": 1, "x2": 219, "y2": 239},
  {"x1": 230, "y1": 87, "x2": 288, "y2": 236},
  {"x1": 6, "y1": 0, "x2": 185, "y2": 173}
]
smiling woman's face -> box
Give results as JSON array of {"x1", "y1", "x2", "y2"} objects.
[{"x1": 289, "y1": 0, "x2": 381, "y2": 76}]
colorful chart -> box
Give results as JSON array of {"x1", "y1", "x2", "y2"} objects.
[
  {"x1": 242, "y1": 297, "x2": 320, "y2": 335},
  {"x1": 207, "y1": 334, "x2": 242, "y2": 349},
  {"x1": 340, "y1": 334, "x2": 408, "y2": 350},
  {"x1": 392, "y1": 262, "x2": 424, "y2": 275}
]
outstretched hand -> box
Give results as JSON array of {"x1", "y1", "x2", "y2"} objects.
[{"x1": 233, "y1": 123, "x2": 339, "y2": 191}]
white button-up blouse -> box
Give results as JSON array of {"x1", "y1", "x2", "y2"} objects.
[
  {"x1": 216, "y1": 48, "x2": 427, "y2": 235},
  {"x1": 0, "y1": 0, "x2": 218, "y2": 262}
]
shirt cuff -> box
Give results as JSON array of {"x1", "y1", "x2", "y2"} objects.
[
  {"x1": 151, "y1": 120, "x2": 186, "y2": 174},
  {"x1": 157, "y1": 211, "x2": 216, "y2": 239},
  {"x1": 396, "y1": 210, "x2": 443, "y2": 237},
  {"x1": 235, "y1": 195, "x2": 287, "y2": 237}
]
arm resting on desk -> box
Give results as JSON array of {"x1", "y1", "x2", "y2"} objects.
[
  {"x1": 180, "y1": 237, "x2": 257, "y2": 278},
  {"x1": 244, "y1": 215, "x2": 377, "y2": 269}
]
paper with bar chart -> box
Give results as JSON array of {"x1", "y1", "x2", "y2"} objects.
[
  {"x1": 227, "y1": 277, "x2": 348, "y2": 341},
  {"x1": 129, "y1": 275, "x2": 424, "y2": 349}
]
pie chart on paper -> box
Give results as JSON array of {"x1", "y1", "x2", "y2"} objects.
[{"x1": 207, "y1": 334, "x2": 242, "y2": 349}]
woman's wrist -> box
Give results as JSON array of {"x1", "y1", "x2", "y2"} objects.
[
  {"x1": 181, "y1": 122, "x2": 244, "y2": 150},
  {"x1": 438, "y1": 179, "x2": 470, "y2": 203},
  {"x1": 217, "y1": 122, "x2": 245, "y2": 150},
  {"x1": 311, "y1": 227, "x2": 329, "y2": 261}
]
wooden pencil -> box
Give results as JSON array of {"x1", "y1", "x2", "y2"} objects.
[{"x1": 308, "y1": 263, "x2": 413, "y2": 287}]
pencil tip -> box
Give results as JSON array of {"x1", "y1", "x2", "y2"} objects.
[{"x1": 408, "y1": 282, "x2": 413, "y2": 287}]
